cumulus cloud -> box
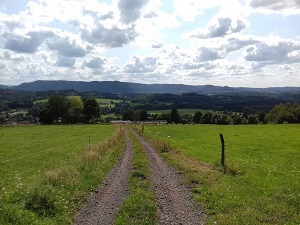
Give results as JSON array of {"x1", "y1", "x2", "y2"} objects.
[
  {"x1": 124, "y1": 56, "x2": 158, "y2": 73},
  {"x1": 249, "y1": 0, "x2": 300, "y2": 12},
  {"x1": 190, "y1": 18, "x2": 246, "y2": 39},
  {"x1": 56, "y1": 56, "x2": 76, "y2": 67},
  {"x1": 83, "y1": 56, "x2": 107, "y2": 69},
  {"x1": 195, "y1": 47, "x2": 222, "y2": 61},
  {"x1": 244, "y1": 41, "x2": 300, "y2": 64},
  {"x1": 81, "y1": 23, "x2": 137, "y2": 48},
  {"x1": 47, "y1": 36, "x2": 92, "y2": 57},
  {"x1": 118, "y1": 0, "x2": 149, "y2": 24},
  {"x1": 151, "y1": 42, "x2": 163, "y2": 48},
  {"x1": 4, "y1": 30, "x2": 54, "y2": 54},
  {"x1": 222, "y1": 37, "x2": 259, "y2": 53}
]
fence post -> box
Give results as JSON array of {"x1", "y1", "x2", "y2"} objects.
[
  {"x1": 220, "y1": 134, "x2": 225, "y2": 167},
  {"x1": 142, "y1": 124, "x2": 144, "y2": 133},
  {"x1": 89, "y1": 136, "x2": 91, "y2": 151}
]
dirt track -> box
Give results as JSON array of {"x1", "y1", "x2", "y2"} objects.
[
  {"x1": 132, "y1": 129, "x2": 203, "y2": 225},
  {"x1": 75, "y1": 128, "x2": 204, "y2": 224},
  {"x1": 74, "y1": 131, "x2": 133, "y2": 225}
]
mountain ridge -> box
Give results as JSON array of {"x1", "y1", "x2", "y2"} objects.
[{"x1": 1, "y1": 80, "x2": 300, "y2": 94}]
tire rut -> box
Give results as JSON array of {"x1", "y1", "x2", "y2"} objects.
[
  {"x1": 74, "y1": 131, "x2": 133, "y2": 225},
  {"x1": 132, "y1": 129, "x2": 204, "y2": 225}
]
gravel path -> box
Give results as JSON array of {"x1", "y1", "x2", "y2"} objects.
[
  {"x1": 74, "y1": 131, "x2": 133, "y2": 225},
  {"x1": 132, "y1": 129, "x2": 204, "y2": 225}
]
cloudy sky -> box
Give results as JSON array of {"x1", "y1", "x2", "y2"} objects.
[{"x1": 0, "y1": 0, "x2": 299, "y2": 87}]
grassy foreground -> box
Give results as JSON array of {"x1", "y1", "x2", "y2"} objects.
[
  {"x1": 0, "y1": 124, "x2": 124, "y2": 224},
  {"x1": 139, "y1": 124, "x2": 300, "y2": 224}
]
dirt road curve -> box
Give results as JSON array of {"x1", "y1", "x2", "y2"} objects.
[
  {"x1": 132, "y1": 129, "x2": 203, "y2": 225},
  {"x1": 74, "y1": 131, "x2": 133, "y2": 225}
]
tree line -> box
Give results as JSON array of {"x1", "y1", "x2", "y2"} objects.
[
  {"x1": 39, "y1": 95, "x2": 100, "y2": 124},
  {"x1": 122, "y1": 103, "x2": 300, "y2": 125}
]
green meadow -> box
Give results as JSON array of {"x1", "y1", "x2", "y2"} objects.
[
  {"x1": 0, "y1": 124, "x2": 124, "y2": 224},
  {"x1": 141, "y1": 124, "x2": 300, "y2": 224},
  {"x1": 148, "y1": 108, "x2": 207, "y2": 114}
]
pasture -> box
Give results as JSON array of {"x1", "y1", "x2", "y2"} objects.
[
  {"x1": 142, "y1": 124, "x2": 300, "y2": 224},
  {"x1": 148, "y1": 108, "x2": 207, "y2": 114},
  {"x1": 0, "y1": 124, "x2": 123, "y2": 224},
  {"x1": 97, "y1": 98, "x2": 122, "y2": 108}
]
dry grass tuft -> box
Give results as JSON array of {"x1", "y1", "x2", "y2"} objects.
[{"x1": 43, "y1": 166, "x2": 78, "y2": 186}]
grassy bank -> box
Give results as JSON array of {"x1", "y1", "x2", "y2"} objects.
[
  {"x1": 138, "y1": 124, "x2": 300, "y2": 224},
  {"x1": 0, "y1": 124, "x2": 125, "y2": 224}
]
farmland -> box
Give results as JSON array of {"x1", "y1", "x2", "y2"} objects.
[
  {"x1": 1, "y1": 124, "x2": 299, "y2": 224},
  {"x1": 0, "y1": 124, "x2": 124, "y2": 224},
  {"x1": 140, "y1": 124, "x2": 300, "y2": 224}
]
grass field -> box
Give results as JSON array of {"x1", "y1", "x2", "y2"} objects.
[
  {"x1": 97, "y1": 98, "x2": 122, "y2": 108},
  {"x1": 0, "y1": 124, "x2": 124, "y2": 224},
  {"x1": 148, "y1": 108, "x2": 207, "y2": 114},
  {"x1": 140, "y1": 124, "x2": 300, "y2": 224}
]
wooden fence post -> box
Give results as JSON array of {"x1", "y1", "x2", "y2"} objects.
[{"x1": 220, "y1": 134, "x2": 225, "y2": 167}]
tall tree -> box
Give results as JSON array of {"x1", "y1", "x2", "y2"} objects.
[
  {"x1": 47, "y1": 95, "x2": 70, "y2": 123},
  {"x1": 171, "y1": 108, "x2": 180, "y2": 124},
  {"x1": 65, "y1": 96, "x2": 84, "y2": 123},
  {"x1": 83, "y1": 97, "x2": 100, "y2": 123},
  {"x1": 122, "y1": 109, "x2": 134, "y2": 121},
  {"x1": 140, "y1": 109, "x2": 148, "y2": 121},
  {"x1": 193, "y1": 111, "x2": 203, "y2": 123}
]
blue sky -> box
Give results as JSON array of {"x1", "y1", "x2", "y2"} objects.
[{"x1": 0, "y1": 0, "x2": 299, "y2": 87}]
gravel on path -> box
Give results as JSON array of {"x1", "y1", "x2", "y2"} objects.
[
  {"x1": 132, "y1": 129, "x2": 205, "y2": 225},
  {"x1": 74, "y1": 131, "x2": 133, "y2": 225}
]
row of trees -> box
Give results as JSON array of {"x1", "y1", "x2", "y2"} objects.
[
  {"x1": 122, "y1": 103, "x2": 300, "y2": 125},
  {"x1": 39, "y1": 95, "x2": 100, "y2": 124}
]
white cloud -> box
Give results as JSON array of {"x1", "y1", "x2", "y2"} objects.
[
  {"x1": 4, "y1": 30, "x2": 54, "y2": 53},
  {"x1": 56, "y1": 56, "x2": 76, "y2": 67},
  {"x1": 189, "y1": 17, "x2": 246, "y2": 39},
  {"x1": 83, "y1": 56, "x2": 107, "y2": 69},
  {"x1": 195, "y1": 47, "x2": 222, "y2": 61},
  {"x1": 80, "y1": 23, "x2": 137, "y2": 48},
  {"x1": 244, "y1": 41, "x2": 300, "y2": 65},
  {"x1": 124, "y1": 55, "x2": 158, "y2": 73},
  {"x1": 118, "y1": 0, "x2": 149, "y2": 24},
  {"x1": 248, "y1": 0, "x2": 300, "y2": 14},
  {"x1": 47, "y1": 35, "x2": 92, "y2": 57}
]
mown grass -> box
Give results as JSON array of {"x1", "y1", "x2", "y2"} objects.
[
  {"x1": 0, "y1": 124, "x2": 125, "y2": 225},
  {"x1": 115, "y1": 128, "x2": 157, "y2": 225},
  {"x1": 138, "y1": 124, "x2": 300, "y2": 224}
]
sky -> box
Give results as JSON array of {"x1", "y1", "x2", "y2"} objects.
[{"x1": 0, "y1": 0, "x2": 299, "y2": 87}]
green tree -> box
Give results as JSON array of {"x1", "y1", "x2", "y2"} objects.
[
  {"x1": 171, "y1": 108, "x2": 180, "y2": 124},
  {"x1": 140, "y1": 110, "x2": 148, "y2": 121},
  {"x1": 257, "y1": 111, "x2": 266, "y2": 124},
  {"x1": 248, "y1": 115, "x2": 258, "y2": 124},
  {"x1": 48, "y1": 95, "x2": 70, "y2": 123},
  {"x1": 39, "y1": 106, "x2": 53, "y2": 124},
  {"x1": 232, "y1": 114, "x2": 242, "y2": 125},
  {"x1": 65, "y1": 96, "x2": 84, "y2": 123},
  {"x1": 83, "y1": 97, "x2": 100, "y2": 123},
  {"x1": 193, "y1": 111, "x2": 202, "y2": 123},
  {"x1": 202, "y1": 111, "x2": 214, "y2": 124},
  {"x1": 122, "y1": 109, "x2": 134, "y2": 121}
]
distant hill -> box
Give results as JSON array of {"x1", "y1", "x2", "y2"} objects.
[
  {"x1": 0, "y1": 84, "x2": 8, "y2": 89},
  {"x1": 4, "y1": 80, "x2": 300, "y2": 94}
]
